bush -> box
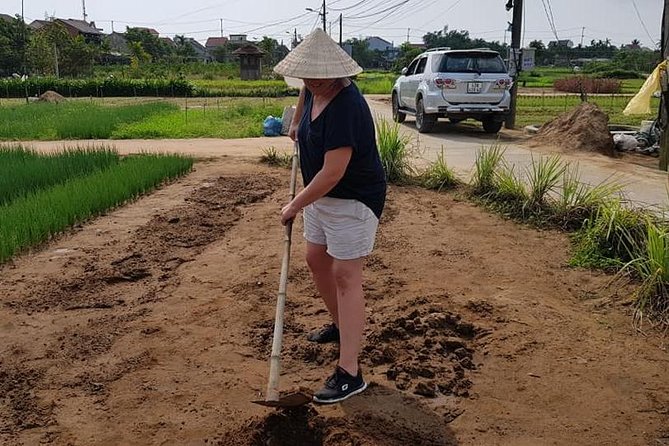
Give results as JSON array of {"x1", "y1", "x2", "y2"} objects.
[
  {"x1": 0, "y1": 77, "x2": 195, "y2": 98},
  {"x1": 554, "y1": 76, "x2": 622, "y2": 94}
]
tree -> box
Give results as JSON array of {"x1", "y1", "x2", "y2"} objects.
[
  {"x1": 345, "y1": 38, "x2": 375, "y2": 68},
  {"x1": 423, "y1": 27, "x2": 472, "y2": 49},
  {"x1": 394, "y1": 42, "x2": 422, "y2": 72},
  {"x1": 26, "y1": 22, "x2": 70, "y2": 76},
  {"x1": 211, "y1": 45, "x2": 228, "y2": 63},
  {"x1": 125, "y1": 27, "x2": 171, "y2": 61},
  {"x1": 174, "y1": 35, "x2": 197, "y2": 62},
  {"x1": 0, "y1": 15, "x2": 29, "y2": 76}
]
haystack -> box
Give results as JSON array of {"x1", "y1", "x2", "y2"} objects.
[
  {"x1": 37, "y1": 91, "x2": 66, "y2": 103},
  {"x1": 531, "y1": 103, "x2": 615, "y2": 157}
]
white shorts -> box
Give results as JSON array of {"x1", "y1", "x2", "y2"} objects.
[{"x1": 303, "y1": 197, "x2": 380, "y2": 260}]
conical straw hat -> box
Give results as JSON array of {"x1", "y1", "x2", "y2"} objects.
[{"x1": 274, "y1": 28, "x2": 362, "y2": 79}]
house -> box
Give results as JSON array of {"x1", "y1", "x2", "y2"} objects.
[
  {"x1": 548, "y1": 39, "x2": 574, "y2": 48},
  {"x1": 0, "y1": 13, "x2": 15, "y2": 23},
  {"x1": 181, "y1": 37, "x2": 210, "y2": 62},
  {"x1": 229, "y1": 34, "x2": 247, "y2": 43},
  {"x1": 134, "y1": 27, "x2": 159, "y2": 37},
  {"x1": 206, "y1": 36, "x2": 229, "y2": 51},
  {"x1": 31, "y1": 18, "x2": 103, "y2": 44},
  {"x1": 160, "y1": 37, "x2": 176, "y2": 48},
  {"x1": 365, "y1": 36, "x2": 393, "y2": 52},
  {"x1": 106, "y1": 32, "x2": 129, "y2": 55}
]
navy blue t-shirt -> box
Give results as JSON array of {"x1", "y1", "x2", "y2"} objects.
[{"x1": 297, "y1": 82, "x2": 387, "y2": 219}]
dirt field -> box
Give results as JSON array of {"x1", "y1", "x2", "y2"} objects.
[{"x1": 1, "y1": 156, "x2": 668, "y2": 446}]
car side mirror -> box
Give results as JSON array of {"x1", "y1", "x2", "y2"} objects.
[{"x1": 401, "y1": 67, "x2": 408, "y2": 75}]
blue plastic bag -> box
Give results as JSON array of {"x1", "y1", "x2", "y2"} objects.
[{"x1": 263, "y1": 116, "x2": 283, "y2": 137}]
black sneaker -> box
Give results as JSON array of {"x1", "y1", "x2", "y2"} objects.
[
  {"x1": 313, "y1": 366, "x2": 367, "y2": 404},
  {"x1": 307, "y1": 323, "x2": 340, "y2": 344}
]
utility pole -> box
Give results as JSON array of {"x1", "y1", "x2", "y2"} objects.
[
  {"x1": 407, "y1": 27, "x2": 410, "y2": 43},
  {"x1": 659, "y1": 0, "x2": 669, "y2": 170},
  {"x1": 505, "y1": 0, "x2": 523, "y2": 130},
  {"x1": 82, "y1": 0, "x2": 88, "y2": 22},
  {"x1": 21, "y1": 0, "x2": 27, "y2": 76},
  {"x1": 580, "y1": 27, "x2": 585, "y2": 47},
  {"x1": 111, "y1": 20, "x2": 115, "y2": 33},
  {"x1": 322, "y1": 0, "x2": 327, "y2": 31},
  {"x1": 339, "y1": 14, "x2": 343, "y2": 47},
  {"x1": 220, "y1": 19, "x2": 223, "y2": 37}
]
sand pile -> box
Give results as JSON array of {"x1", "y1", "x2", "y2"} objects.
[
  {"x1": 37, "y1": 91, "x2": 66, "y2": 103},
  {"x1": 532, "y1": 103, "x2": 615, "y2": 156}
]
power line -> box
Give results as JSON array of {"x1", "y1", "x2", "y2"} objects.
[
  {"x1": 344, "y1": 1, "x2": 410, "y2": 20},
  {"x1": 631, "y1": 0, "x2": 658, "y2": 46}
]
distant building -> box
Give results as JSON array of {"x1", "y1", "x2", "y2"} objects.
[
  {"x1": 548, "y1": 39, "x2": 574, "y2": 48},
  {"x1": 160, "y1": 37, "x2": 176, "y2": 48},
  {"x1": 31, "y1": 18, "x2": 103, "y2": 44},
  {"x1": 365, "y1": 36, "x2": 393, "y2": 52},
  {"x1": 133, "y1": 27, "x2": 159, "y2": 37},
  {"x1": 229, "y1": 34, "x2": 247, "y2": 43},
  {"x1": 181, "y1": 37, "x2": 210, "y2": 62},
  {"x1": 206, "y1": 36, "x2": 229, "y2": 50},
  {"x1": 232, "y1": 44, "x2": 264, "y2": 80},
  {"x1": 0, "y1": 13, "x2": 15, "y2": 23},
  {"x1": 106, "y1": 32, "x2": 129, "y2": 55}
]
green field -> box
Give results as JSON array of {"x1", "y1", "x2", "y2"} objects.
[
  {"x1": 517, "y1": 94, "x2": 659, "y2": 127},
  {"x1": 0, "y1": 146, "x2": 193, "y2": 263},
  {"x1": 0, "y1": 99, "x2": 291, "y2": 140}
]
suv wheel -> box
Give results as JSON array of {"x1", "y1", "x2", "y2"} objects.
[
  {"x1": 415, "y1": 98, "x2": 436, "y2": 133},
  {"x1": 482, "y1": 118, "x2": 503, "y2": 134},
  {"x1": 392, "y1": 92, "x2": 406, "y2": 123}
]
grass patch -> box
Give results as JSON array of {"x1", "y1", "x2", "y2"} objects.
[
  {"x1": 0, "y1": 150, "x2": 193, "y2": 263},
  {"x1": 376, "y1": 117, "x2": 414, "y2": 184},
  {"x1": 0, "y1": 99, "x2": 288, "y2": 140},
  {"x1": 260, "y1": 147, "x2": 293, "y2": 169},
  {"x1": 420, "y1": 148, "x2": 458, "y2": 191},
  {"x1": 0, "y1": 146, "x2": 119, "y2": 205}
]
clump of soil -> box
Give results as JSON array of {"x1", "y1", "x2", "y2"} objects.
[
  {"x1": 37, "y1": 90, "x2": 66, "y2": 103},
  {"x1": 531, "y1": 103, "x2": 615, "y2": 156}
]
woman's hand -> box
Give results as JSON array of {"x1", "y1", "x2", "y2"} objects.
[
  {"x1": 281, "y1": 202, "x2": 300, "y2": 225},
  {"x1": 288, "y1": 122, "x2": 298, "y2": 141}
]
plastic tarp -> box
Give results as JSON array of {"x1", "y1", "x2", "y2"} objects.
[{"x1": 623, "y1": 60, "x2": 667, "y2": 116}]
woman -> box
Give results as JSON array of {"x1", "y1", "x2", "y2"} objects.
[{"x1": 274, "y1": 28, "x2": 387, "y2": 404}]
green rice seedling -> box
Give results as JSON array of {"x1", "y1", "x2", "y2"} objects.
[
  {"x1": 0, "y1": 145, "x2": 119, "y2": 205},
  {"x1": 420, "y1": 148, "x2": 458, "y2": 191},
  {"x1": 620, "y1": 219, "x2": 669, "y2": 326},
  {"x1": 472, "y1": 142, "x2": 505, "y2": 194},
  {"x1": 376, "y1": 117, "x2": 414, "y2": 184},
  {"x1": 555, "y1": 164, "x2": 622, "y2": 230},
  {"x1": 526, "y1": 154, "x2": 565, "y2": 210},
  {"x1": 260, "y1": 147, "x2": 293, "y2": 169},
  {"x1": 0, "y1": 153, "x2": 193, "y2": 263}
]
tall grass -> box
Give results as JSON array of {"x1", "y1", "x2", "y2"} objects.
[
  {"x1": 376, "y1": 118, "x2": 414, "y2": 184},
  {"x1": 621, "y1": 220, "x2": 669, "y2": 325},
  {"x1": 526, "y1": 155, "x2": 565, "y2": 209},
  {"x1": 0, "y1": 153, "x2": 193, "y2": 263},
  {"x1": 421, "y1": 148, "x2": 458, "y2": 191},
  {"x1": 472, "y1": 142, "x2": 505, "y2": 194},
  {"x1": 0, "y1": 146, "x2": 119, "y2": 205}
]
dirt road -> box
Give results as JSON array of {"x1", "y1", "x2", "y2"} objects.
[{"x1": 1, "y1": 155, "x2": 667, "y2": 445}]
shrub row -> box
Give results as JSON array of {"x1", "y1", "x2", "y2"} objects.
[
  {"x1": 554, "y1": 76, "x2": 622, "y2": 94},
  {"x1": 0, "y1": 77, "x2": 195, "y2": 98}
]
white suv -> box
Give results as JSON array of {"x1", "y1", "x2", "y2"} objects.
[{"x1": 391, "y1": 48, "x2": 512, "y2": 133}]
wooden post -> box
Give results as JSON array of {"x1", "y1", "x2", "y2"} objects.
[
  {"x1": 659, "y1": 0, "x2": 669, "y2": 171},
  {"x1": 505, "y1": 0, "x2": 523, "y2": 129}
]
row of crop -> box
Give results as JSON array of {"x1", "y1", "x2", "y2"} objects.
[
  {"x1": 0, "y1": 146, "x2": 119, "y2": 206},
  {"x1": 0, "y1": 148, "x2": 193, "y2": 263},
  {"x1": 0, "y1": 78, "x2": 195, "y2": 98}
]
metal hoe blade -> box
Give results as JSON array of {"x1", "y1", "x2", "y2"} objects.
[{"x1": 252, "y1": 391, "x2": 313, "y2": 408}]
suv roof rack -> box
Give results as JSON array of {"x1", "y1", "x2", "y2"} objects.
[{"x1": 425, "y1": 47, "x2": 451, "y2": 52}]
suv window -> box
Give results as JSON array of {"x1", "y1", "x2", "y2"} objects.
[
  {"x1": 435, "y1": 53, "x2": 507, "y2": 74},
  {"x1": 415, "y1": 57, "x2": 428, "y2": 75},
  {"x1": 406, "y1": 59, "x2": 419, "y2": 75}
]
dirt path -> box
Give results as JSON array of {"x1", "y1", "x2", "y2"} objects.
[{"x1": 1, "y1": 157, "x2": 667, "y2": 445}]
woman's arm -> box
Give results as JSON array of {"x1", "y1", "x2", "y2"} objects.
[
  {"x1": 288, "y1": 86, "x2": 306, "y2": 141},
  {"x1": 281, "y1": 147, "x2": 352, "y2": 225}
]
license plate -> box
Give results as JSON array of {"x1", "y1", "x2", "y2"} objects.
[{"x1": 467, "y1": 82, "x2": 482, "y2": 94}]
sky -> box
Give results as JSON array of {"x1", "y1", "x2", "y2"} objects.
[{"x1": 5, "y1": 0, "x2": 662, "y2": 49}]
